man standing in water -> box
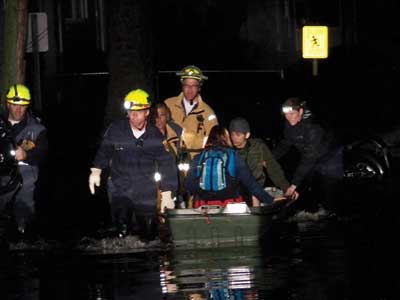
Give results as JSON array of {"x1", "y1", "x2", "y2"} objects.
[
  {"x1": 273, "y1": 97, "x2": 343, "y2": 212},
  {"x1": 89, "y1": 89, "x2": 178, "y2": 242},
  {"x1": 1, "y1": 84, "x2": 48, "y2": 242}
]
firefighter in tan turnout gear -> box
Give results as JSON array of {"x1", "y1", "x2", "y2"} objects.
[{"x1": 164, "y1": 65, "x2": 218, "y2": 159}]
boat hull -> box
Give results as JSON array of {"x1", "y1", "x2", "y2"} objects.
[{"x1": 166, "y1": 206, "x2": 277, "y2": 248}]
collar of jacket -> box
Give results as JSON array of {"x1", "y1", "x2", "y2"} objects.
[
  {"x1": 9, "y1": 111, "x2": 30, "y2": 138},
  {"x1": 238, "y1": 140, "x2": 252, "y2": 162},
  {"x1": 174, "y1": 92, "x2": 206, "y2": 115},
  {"x1": 125, "y1": 120, "x2": 151, "y2": 139},
  {"x1": 166, "y1": 123, "x2": 179, "y2": 138}
]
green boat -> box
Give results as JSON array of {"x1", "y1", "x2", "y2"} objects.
[{"x1": 166, "y1": 202, "x2": 284, "y2": 248}]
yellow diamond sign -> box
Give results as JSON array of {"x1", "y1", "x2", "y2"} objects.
[{"x1": 302, "y1": 26, "x2": 328, "y2": 59}]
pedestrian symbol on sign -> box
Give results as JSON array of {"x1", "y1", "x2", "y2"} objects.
[
  {"x1": 302, "y1": 26, "x2": 328, "y2": 59},
  {"x1": 311, "y1": 35, "x2": 320, "y2": 47}
]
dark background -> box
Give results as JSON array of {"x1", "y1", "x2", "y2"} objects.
[
  {"x1": 1, "y1": 0, "x2": 400, "y2": 236},
  {"x1": 7, "y1": 0, "x2": 399, "y2": 139}
]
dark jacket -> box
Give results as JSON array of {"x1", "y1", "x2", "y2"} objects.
[
  {"x1": 93, "y1": 120, "x2": 178, "y2": 205},
  {"x1": 8, "y1": 112, "x2": 47, "y2": 167},
  {"x1": 0, "y1": 111, "x2": 48, "y2": 213},
  {"x1": 273, "y1": 117, "x2": 336, "y2": 187},
  {"x1": 184, "y1": 147, "x2": 275, "y2": 204}
]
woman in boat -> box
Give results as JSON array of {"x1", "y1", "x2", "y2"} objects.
[{"x1": 184, "y1": 125, "x2": 286, "y2": 208}]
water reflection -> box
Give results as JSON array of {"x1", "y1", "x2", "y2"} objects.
[
  {"x1": 1, "y1": 203, "x2": 396, "y2": 300},
  {"x1": 160, "y1": 246, "x2": 262, "y2": 299},
  {"x1": 1, "y1": 250, "x2": 164, "y2": 300},
  {"x1": 160, "y1": 212, "x2": 351, "y2": 300}
]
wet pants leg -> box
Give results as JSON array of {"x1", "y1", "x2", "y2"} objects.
[
  {"x1": 136, "y1": 215, "x2": 158, "y2": 242},
  {"x1": 108, "y1": 195, "x2": 134, "y2": 236},
  {"x1": 14, "y1": 167, "x2": 38, "y2": 235},
  {"x1": 316, "y1": 147, "x2": 344, "y2": 212},
  {"x1": 134, "y1": 205, "x2": 159, "y2": 242},
  {"x1": 108, "y1": 181, "x2": 136, "y2": 236},
  {"x1": 14, "y1": 180, "x2": 35, "y2": 233}
]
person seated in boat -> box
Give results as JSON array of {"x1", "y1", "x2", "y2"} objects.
[
  {"x1": 184, "y1": 125, "x2": 286, "y2": 208},
  {"x1": 229, "y1": 117, "x2": 298, "y2": 207}
]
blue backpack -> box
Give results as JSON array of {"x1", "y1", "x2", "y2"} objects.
[{"x1": 195, "y1": 147, "x2": 237, "y2": 199}]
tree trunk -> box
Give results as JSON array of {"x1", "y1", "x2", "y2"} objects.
[
  {"x1": 16, "y1": 0, "x2": 28, "y2": 82},
  {"x1": 1, "y1": 0, "x2": 28, "y2": 111},
  {"x1": 104, "y1": 0, "x2": 155, "y2": 127}
]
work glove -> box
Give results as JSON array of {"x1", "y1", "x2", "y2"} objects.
[
  {"x1": 89, "y1": 168, "x2": 102, "y2": 195},
  {"x1": 160, "y1": 191, "x2": 175, "y2": 213}
]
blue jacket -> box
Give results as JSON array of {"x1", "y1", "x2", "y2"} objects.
[
  {"x1": 93, "y1": 120, "x2": 178, "y2": 205},
  {"x1": 184, "y1": 147, "x2": 274, "y2": 204}
]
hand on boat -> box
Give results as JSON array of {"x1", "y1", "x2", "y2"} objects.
[
  {"x1": 272, "y1": 193, "x2": 298, "y2": 206},
  {"x1": 284, "y1": 185, "x2": 299, "y2": 201},
  {"x1": 282, "y1": 191, "x2": 299, "y2": 207},
  {"x1": 272, "y1": 196, "x2": 287, "y2": 202},
  {"x1": 287, "y1": 191, "x2": 299, "y2": 200}
]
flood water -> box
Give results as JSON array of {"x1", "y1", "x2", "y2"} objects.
[{"x1": 0, "y1": 179, "x2": 398, "y2": 300}]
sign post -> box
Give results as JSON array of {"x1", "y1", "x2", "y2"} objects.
[{"x1": 302, "y1": 26, "x2": 328, "y2": 76}]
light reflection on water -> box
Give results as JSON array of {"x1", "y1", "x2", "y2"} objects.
[
  {"x1": 1, "y1": 210, "x2": 361, "y2": 300},
  {"x1": 160, "y1": 212, "x2": 348, "y2": 300}
]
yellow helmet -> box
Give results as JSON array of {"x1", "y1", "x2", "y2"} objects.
[
  {"x1": 176, "y1": 65, "x2": 208, "y2": 82},
  {"x1": 6, "y1": 84, "x2": 31, "y2": 105},
  {"x1": 123, "y1": 89, "x2": 151, "y2": 111}
]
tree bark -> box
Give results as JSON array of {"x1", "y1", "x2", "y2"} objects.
[
  {"x1": 16, "y1": 0, "x2": 28, "y2": 82},
  {"x1": 1, "y1": 0, "x2": 28, "y2": 111},
  {"x1": 104, "y1": 0, "x2": 155, "y2": 127}
]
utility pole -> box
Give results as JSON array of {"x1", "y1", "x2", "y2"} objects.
[{"x1": 1, "y1": 0, "x2": 28, "y2": 111}]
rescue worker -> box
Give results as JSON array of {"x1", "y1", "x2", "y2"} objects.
[
  {"x1": 184, "y1": 125, "x2": 286, "y2": 208},
  {"x1": 229, "y1": 117, "x2": 298, "y2": 206},
  {"x1": 273, "y1": 97, "x2": 343, "y2": 212},
  {"x1": 89, "y1": 89, "x2": 178, "y2": 242},
  {"x1": 164, "y1": 65, "x2": 218, "y2": 159},
  {"x1": 0, "y1": 84, "x2": 48, "y2": 240}
]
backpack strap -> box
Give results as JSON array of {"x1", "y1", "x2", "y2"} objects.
[
  {"x1": 195, "y1": 149, "x2": 207, "y2": 177},
  {"x1": 226, "y1": 148, "x2": 236, "y2": 177}
]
